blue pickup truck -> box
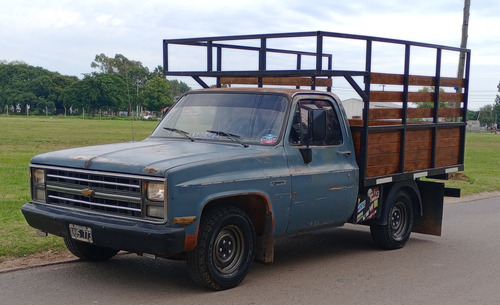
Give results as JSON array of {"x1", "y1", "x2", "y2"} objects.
[{"x1": 22, "y1": 31, "x2": 470, "y2": 290}]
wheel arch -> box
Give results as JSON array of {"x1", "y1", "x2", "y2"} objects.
[
  {"x1": 377, "y1": 180, "x2": 422, "y2": 226},
  {"x1": 197, "y1": 193, "x2": 275, "y2": 263}
]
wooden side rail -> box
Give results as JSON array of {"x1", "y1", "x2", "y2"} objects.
[{"x1": 370, "y1": 72, "x2": 465, "y2": 88}]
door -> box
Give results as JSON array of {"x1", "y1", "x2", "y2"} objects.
[{"x1": 285, "y1": 97, "x2": 358, "y2": 232}]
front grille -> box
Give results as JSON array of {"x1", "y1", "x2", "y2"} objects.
[{"x1": 44, "y1": 167, "x2": 145, "y2": 219}]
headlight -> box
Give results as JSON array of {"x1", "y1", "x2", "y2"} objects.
[
  {"x1": 32, "y1": 168, "x2": 46, "y2": 202},
  {"x1": 146, "y1": 205, "x2": 165, "y2": 219},
  {"x1": 147, "y1": 181, "x2": 165, "y2": 202},
  {"x1": 33, "y1": 169, "x2": 45, "y2": 185}
]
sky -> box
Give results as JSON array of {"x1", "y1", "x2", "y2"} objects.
[{"x1": 1, "y1": 0, "x2": 498, "y2": 110}]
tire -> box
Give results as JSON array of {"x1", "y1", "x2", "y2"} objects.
[
  {"x1": 186, "y1": 206, "x2": 255, "y2": 290},
  {"x1": 370, "y1": 190, "x2": 414, "y2": 250},
  {"x1": 64, "y1": 236, "x2": 119, "y2": 261}
]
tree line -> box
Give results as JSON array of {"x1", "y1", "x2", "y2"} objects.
[
  {"x1": 459, "y1": 82, "x2": 500, "y2": 128},
  {"x1": 0, "y1": 54, "x2": 190, "y2": 117}
]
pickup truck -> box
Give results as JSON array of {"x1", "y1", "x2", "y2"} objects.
[{"x1": 22, "y1": 31, "x2": 470, "y2": 290}]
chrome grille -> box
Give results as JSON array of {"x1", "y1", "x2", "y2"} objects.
[{"x1": 44, "y1": 167, "x2": 144, "y2": 219}]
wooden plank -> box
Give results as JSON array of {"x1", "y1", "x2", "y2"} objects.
[
  {"x1": 369, "y1": 108, "x2": 401, "y2": 120},
  {"x1": 404, "y1": 159, "x2": 433, "y2": 172},
  {"x1": 366, "y1": 153, "x2": 400, "y2": 167},
  {"x1": 405, "y1": 150, "x2": 432, "y2": 161},
  {"x1": 370, "y1": 72, "x2": 465, "y2": 88},
  {"x1": 435, "y1": 148, "x2": 460, "y2": 166},
  {"x1": 370, "y1": 91, "x2": 464, "y2": 103},
  {"x1": 366, "y1": 142, "x2": 400, "y2": 155},
  {"x1": 438, "y1": 107, "x2": 463, "y2": 117},
  {"x1": 368, "y1": 107, "x2": 463, "y2": 120},
  {"x1": 437, "y1": 127, "x2": 461, "y2": 138},
  {"x1": 366, "y1": 163, "x2": 399, "y2": 177},
  {"x1": 366, "y1": 130, "x2": 401, "y2": 143},
  {"x1": 435, "y1": 137, "x2": 460, "y2": 148},
  {"x1": 219, "y1": 77, "x2": 332, "y2": 87}
]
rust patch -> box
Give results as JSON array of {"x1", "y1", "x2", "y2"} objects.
[
  {"x1": 329, "y1": 186, "x2": 343, "y2": 191},
  {"x1": 144, "y1": 167, "x2": 160, "y2": 174},
  {"x1": 183, "y1": 233, "x2": 198, "y2": 251}
]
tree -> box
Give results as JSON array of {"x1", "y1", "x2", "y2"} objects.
[
  {"x1": 61, "y1": 74, "x2": 128, "y2": 115},
  {"x1": 0, "y1": 62, "x2": 77, "y2": 115},
  {"x1": 152, "y1": 65, "x2": 163, "y2": 78},
  {"x1": 91, "y1": 54, "x2": 150, "y2": 110},
  {"x1": 168, "y1": 79, "x2": 191, "y2": 99},
  {"x1": 51, "y1": 74, "x2": 79, "y2": 115},
  {"x1": 467, "y1": 109, "x2": 478, "y2": 121},
  {"x1": 477, "y1": 104, "x2": 496, "y2": 127},
  {"x1": 91, "y1": 54, "x2": 149, "y2": 85},
  {"x1": 142, "y1": 77, "x2": 172, "y2": 111},
  {"x1": 494, "y1": 81, "x2": 500, "y2": 125}
]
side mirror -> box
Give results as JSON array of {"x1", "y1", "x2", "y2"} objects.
[
  {"x1": 299, "y1": 109, "x2": 327, "y2": 164},
  {"x1": 309, "y1": 109, "x2": 327, "y2": 143}
]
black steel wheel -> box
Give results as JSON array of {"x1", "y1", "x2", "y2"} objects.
[
  {"x1": 370, "y1": 190, "x2": 414, "y2": 250},
  {"x1": 64, "y1": 236, "x2": 119, "y2": 261},
  {"x1": 186, "y1": 206, "x2": 255, "y2": 290}
]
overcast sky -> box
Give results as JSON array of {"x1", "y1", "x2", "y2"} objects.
[{"x1": 1, "y1": 0, "x2": 498, "y2": 110}]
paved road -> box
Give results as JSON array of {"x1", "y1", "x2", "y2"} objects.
[{"x1": 1, "y1": 196, "x2": 499, "y2": 305}]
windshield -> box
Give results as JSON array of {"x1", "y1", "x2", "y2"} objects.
[{"x1": 151, "y1": 92, "x2": 288, "y2": 145}]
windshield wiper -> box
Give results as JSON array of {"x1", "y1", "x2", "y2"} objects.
[
  {"x1": 163, "y1": 127, "x2": 195, "y2": 142},
  {"x1": 206, "y1": 130, "x2": 249, "y2": 148}
]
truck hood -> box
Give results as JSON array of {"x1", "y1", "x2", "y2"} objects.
[{"x1": 30, "y1": 138, "x2": 268, "y2": 177}]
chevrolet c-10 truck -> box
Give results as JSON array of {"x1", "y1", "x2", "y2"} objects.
[{"x1": 22, "y1": 31, "x2": 470, "y2": 290}]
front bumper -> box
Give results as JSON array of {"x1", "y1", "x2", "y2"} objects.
[{"x1": 22, "y1": 202, "x2": 186, "y2": 256}]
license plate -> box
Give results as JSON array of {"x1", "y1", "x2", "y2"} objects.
[{"x1": 69, "y1": 224, "x2": 93, "y2": 244}]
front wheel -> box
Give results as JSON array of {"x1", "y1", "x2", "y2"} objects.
[
  {"x1": 370, "y1": 190, "x2": 414, "y2": 250},
  {"x1": 186, "y1": 207, "x2": 255, "y2": 290}
]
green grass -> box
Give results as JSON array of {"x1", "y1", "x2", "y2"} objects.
[
  {"x1": 443, "y1": 132, "x2": 500, "y2": 196},
  {"x1": 0, "y1": 116, "x2": 499, "y2": 259},
  {"x1": 0, "y1": 116, "x2": 157, "y2": 259}
]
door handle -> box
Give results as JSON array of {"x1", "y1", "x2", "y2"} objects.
[{"x1": 337, "y1": 150, "x2": 352, "y2": 156}]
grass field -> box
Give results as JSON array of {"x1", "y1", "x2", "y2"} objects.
[
  {"x1": 0, "y1": 116, "x2": 157, "y2": 259},
  {"x1": 1, "y1": 116, "x2": 499, "y2": 260}
]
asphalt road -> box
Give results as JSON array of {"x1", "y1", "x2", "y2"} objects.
[{"x1": 1, "y1": 196, "x2": 499, "y2": 305}]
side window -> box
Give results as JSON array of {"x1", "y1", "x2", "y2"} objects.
[{"x1": 289, "y1": 99, "x2": 343, "y2": 146}]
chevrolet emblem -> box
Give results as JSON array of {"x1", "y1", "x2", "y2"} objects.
[{"x1": 81, "y1": 188, "x2": 95, "y2": 197}]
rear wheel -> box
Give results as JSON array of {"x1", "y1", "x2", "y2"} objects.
[
  {"x1": 370, "y1": 190, "x2": 414, "y2": 250},
  {"x1": 64, "y1": 236, "x2": 119, "y2": 261},
  {"x1": 186, "y1": 206, "x2": 255, "y2": 290}
]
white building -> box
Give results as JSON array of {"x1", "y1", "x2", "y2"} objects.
[{"x1": 340, "y1": 98, "x2": 402, "y2": 119}]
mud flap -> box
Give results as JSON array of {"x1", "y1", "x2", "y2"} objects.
[{"x1": 413, "y1": 181, "x2": 445, "y2": 236}]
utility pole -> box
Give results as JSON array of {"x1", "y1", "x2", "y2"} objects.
[{"x1": 457, "y1": 0, "x2": 471, "y2": 80}]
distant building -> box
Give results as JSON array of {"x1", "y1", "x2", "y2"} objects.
[
  {"x1": 466, "y1": 120, "x2": 480, "y2": 132},
  {"x1": 340, "y1": 98, "x2": 402, "y2": 119}
]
